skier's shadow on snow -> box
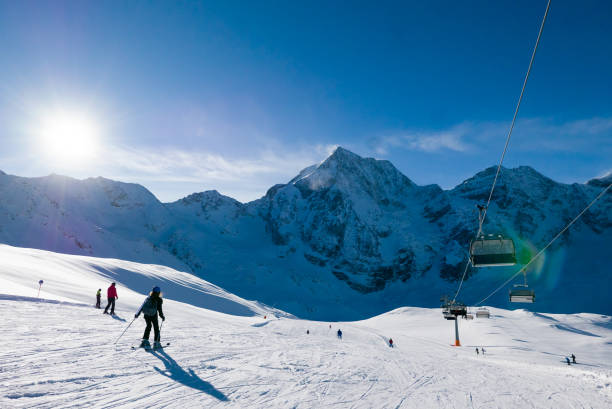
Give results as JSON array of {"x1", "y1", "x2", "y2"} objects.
[
  {"x1": 150, "y1": 349, "x2": 228, "y2": 401},
  {"x1": 110, "y1": 315, "x2": 127, "y2": 322}
]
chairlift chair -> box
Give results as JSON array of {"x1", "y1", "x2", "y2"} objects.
[
  {"x1": 509, "y1": 286, "x2": 535, "y2": 303},
  {"x1": 443, "y1": 310, "x2": 456, "y2": 320},
  {"x1": 441, "y1": 296, "x2": 458, "y2": 320},
  {"x1": 449, "y1": 302, "x2": 467, "y2": 318},
  {"x1": 475, "y1": 307, "x2": 490, "y2": 318},
  {"x1": 470, "y1": 234, "x2": 516, "y2": 267}
]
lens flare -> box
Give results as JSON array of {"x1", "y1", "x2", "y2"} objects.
[{"x1": 39, "y1": 111, "x2": 99, "y2": 164}]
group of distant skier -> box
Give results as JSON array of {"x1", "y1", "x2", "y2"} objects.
[
  {"x1": 475, "y1": 346, "x2": 577, "y2": 365},
  {"x1": 305, "y1": 325, "x2": 394, "y2": 347},
  {"x1": 96, "y1": 282, "x2": 166, "y2": 349}
]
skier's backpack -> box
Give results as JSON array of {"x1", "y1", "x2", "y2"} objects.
[{"x1": 142, "y1": 297, "x2": 158, "y2": 316}]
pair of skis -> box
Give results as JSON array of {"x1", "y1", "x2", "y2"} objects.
[{"x1": 131, "y1": 341, "x2": 170, "y2": 351}]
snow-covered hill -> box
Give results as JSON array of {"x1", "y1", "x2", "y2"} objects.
[
  {"x1": 0, "y1": 244, "x2": 276, "y2": 317},
  {"x1": 1, "y1": 245, "x2": 611, "y2": 408},
  {"x1": 0, "y1": 147, "x2": 610, "y2": 319}
]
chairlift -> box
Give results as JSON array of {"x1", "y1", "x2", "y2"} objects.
[
  {"x1": 449, "y1": 302, "x2": 467, "y2": 318},
  {"x1": 464, "y1": 313, "x2": 474, "y2": 320},
  {"x1": 509, "y1": 270, "x2": 535, "y2": 303},
  {"x1": 443, "y1": 310, "x2": 456, "y2": 320},
  {"x1": 509, "y1": 286, "x2": 535, "y2": 303},
  {"x1": 440, "y1": 295, "x2": 461, "y2": 320},
  {"x1": 475, "y1": 307, "x2": 490, "y2": 318},
  {"x1": 470, "y1": 205, "x2": 516, "y2": 267},
  {"x1": 470, "y1": 234, "x2": 516, "y2": 267}
]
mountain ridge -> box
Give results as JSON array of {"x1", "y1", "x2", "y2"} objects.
[{"x1": 0, "y1": 147, "x2": 610, "y2": 319}]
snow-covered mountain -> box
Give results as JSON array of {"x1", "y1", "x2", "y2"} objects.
[{"x1": 0, "y1": 147, "x2": 610, "y2": 319}]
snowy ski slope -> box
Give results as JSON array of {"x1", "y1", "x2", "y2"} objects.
[{"x1": 1, "y1": 244, "x2": 611, "y2": 408}]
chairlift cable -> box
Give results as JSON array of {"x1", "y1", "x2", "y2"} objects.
[
  {"x1": 451, "y1": 255, "x2": 472, "y2": 303},
  {"x1": 477, "y1": 0, "x2": 551, "y2": 236},
  {"x1": 474, "y1": 182, "x2": 612, "y2": 306},
  {"x1": 450, "y1": 0, "x2": 551, "y2": 304}
]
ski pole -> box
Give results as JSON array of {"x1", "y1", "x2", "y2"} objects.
[
  {"x1": 114, "y1": 317, "x2": 136, "y2": 345},
  {"x1": 159, "y1": 319, "x2": 164, "y2": 342}
]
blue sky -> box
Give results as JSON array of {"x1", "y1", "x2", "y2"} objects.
[{"x1": 0, "y1": 0, "x2": 610, "y2": 202}]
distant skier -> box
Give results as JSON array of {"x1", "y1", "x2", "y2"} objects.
[
  {"x1": 306, "y1": 329, "x2": 310, "y2": 334},
  {"x1": 103, "y1": 283, "x2": 118, "y2": 315},
  {"x1": 389, "y1": 338, "x2": 394, "y2": 348},
  {"x1": 475, "y1": 347, "x2": 479, "y2": 356},
  {"x1": 96, "y1": 289, "x2": 102, "y2": 309},
  {"x1": 565, "y1": 356, "x2": 571, "y2": 365},
  {"x1": 337, "y1": 329, "x2": 342, "y2": 339},
  {"x1": 329, "y1": 324, "x2": 332, "y2": 329},
  {"x1": 571, "y1": 354, "x2": 576, "y2": 364},
  {"x1": 481, "y1": 347, "x2": 486, "y2": 356},
  {"x1": 135, "y1": 286, "x2": 165, "y2": 348}
]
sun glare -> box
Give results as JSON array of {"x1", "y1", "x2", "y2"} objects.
[{"x1": 39, "y1": 112, "x2": 99, "y2": 163}]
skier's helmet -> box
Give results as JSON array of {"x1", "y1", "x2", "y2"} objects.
[{"x1": 153, "y1": 286, "x2": 161, "y2": 293}]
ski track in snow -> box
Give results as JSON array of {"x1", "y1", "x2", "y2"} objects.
[
  {"x1": 2, "y1": 299, "x2": 611, "y2": 408},
  {"x1": 0, "y1": 245, "x2": 611, "y2": 408}
]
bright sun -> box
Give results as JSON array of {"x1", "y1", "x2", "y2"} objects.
[{"x1": 40, "y1": 112, "x2": 99, "y2": 163}]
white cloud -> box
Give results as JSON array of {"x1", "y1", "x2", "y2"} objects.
[
  {"x1": 87, "y1": 143, "x2": 334, "y2": 202},
  {"x1": 504, "y1": 117, "x2": 612, "y2": 153},
  {"x1": 373, "y1": 117, "x2": 612, "y2": 155},
  {"x1": 374, "y1": 123, "x2": 475, "y2": 154}
]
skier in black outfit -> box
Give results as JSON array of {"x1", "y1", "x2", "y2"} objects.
[
  {"x1": 571, "y1": 353, "x2": 576, "y2": 364},
  {"x1": 135, "y1": 286, "x2": 165, "y2": 348}
]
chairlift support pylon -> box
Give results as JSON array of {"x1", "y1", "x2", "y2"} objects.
[{"x1": 440, "y1": 296, "x2": 466, "y2": 345}]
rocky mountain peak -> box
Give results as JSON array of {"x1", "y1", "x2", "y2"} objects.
[
  {"x1": 323, "y1": 146, "x2": 362, "y2": 164},
  {"x1": 171, "y1": 190, "x2": 243, "y2": 218},
  {"x1": 587, "y1": 173, "x2": 612, "y2": 188},
  {"x1": 290, "y1": 147, "x2": 414, "y2": 202},
  {"x1": 452, "y1": 165, "x2": 557, "y2": 200},
  {"x1": 178, "y1": 190, "x2": 240, "y2": 206}
]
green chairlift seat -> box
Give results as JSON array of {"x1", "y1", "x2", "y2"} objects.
[
  {"x1": 470, "y1": 234, "x2": 516, "y2": 267},
  {"x1": 509, "y1": 287, "x2": 535, "y2": 303}
]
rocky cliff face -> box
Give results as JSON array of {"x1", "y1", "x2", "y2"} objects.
[
  {"x1": 254, "y1": 147, "x2": 447, "y2": 293},
  {"x1": 0, "y1": 148, "x2": 610, "y2": 319}
]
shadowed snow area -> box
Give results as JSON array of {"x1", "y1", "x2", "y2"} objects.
[
  {"x1": 1, "y1": 244, "x2": 611, "y2": 408},
  {"x1": 0, "y1": 244, "x2": 276, "y2": 317}
]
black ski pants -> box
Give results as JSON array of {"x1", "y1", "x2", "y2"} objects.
[
  {"x1": 96, "y1": 295, "x2": 101, "y2": 308},
  {"x1": 104, "y1": 297, "x2": 116, "y2": 314},
  {"x1": 143, "y1": 315, "x2": 160, "y2": 342}
]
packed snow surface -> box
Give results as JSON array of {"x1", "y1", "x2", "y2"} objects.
[{"x1": 1, "y1": 244, "x2": 611, "y2": 408}]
